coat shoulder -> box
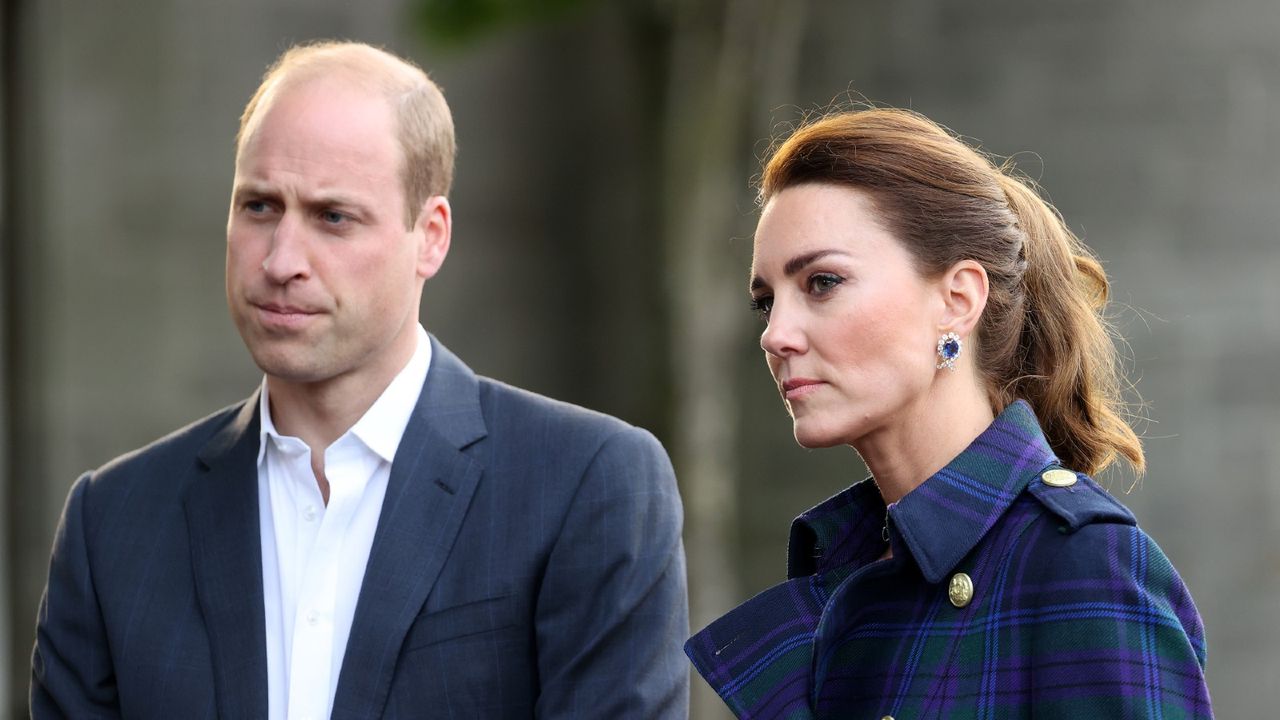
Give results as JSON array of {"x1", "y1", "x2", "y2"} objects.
[{"x1": 1024, "y1": 467, "x2": 1136, "y2": 533}]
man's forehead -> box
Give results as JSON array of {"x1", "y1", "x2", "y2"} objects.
[
  {"x1": 238, "y1": 80, "x2": 401, "y2": 166},
  {"x1": 231, "y1": 151, "x2": 398, "y2": 200},
  {"x1": 240, "y1": 74, "x2": 396, "y2": 151}
]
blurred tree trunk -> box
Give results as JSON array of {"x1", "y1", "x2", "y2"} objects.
[{"x1": 661, "y1": 1, "x2": 806, "y2": 717}]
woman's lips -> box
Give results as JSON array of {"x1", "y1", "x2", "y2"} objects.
[{"x1": 781, "y1": 378, "x2": 824, "y2": 401}]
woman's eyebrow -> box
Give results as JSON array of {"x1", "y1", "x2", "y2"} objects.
[{"x1": 750, "y1": 249, "x2": 851, "y2": 291}]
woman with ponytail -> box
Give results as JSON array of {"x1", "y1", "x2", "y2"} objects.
[{"x1": 686, "y1": 109, "x2": 1212, "y2": 718}]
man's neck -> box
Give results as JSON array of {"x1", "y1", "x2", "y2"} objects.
[
  {"x1": 265, "y1": 328, "x2": 421, "y2": 458},
  {"x1": 267, "y1": 377, "x2": 375, "y2": 455}
]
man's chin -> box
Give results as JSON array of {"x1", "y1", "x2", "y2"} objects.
[{"x1": 247, "y1": 349, "x2": 333, "y2": 386}]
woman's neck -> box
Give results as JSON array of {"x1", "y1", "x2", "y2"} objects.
[{"x1": 855, "y1": 375, "x2": 996, "y2": 505}]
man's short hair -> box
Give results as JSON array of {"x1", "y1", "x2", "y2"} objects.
[{"x1": 236, "y1": 41, "x2": 455, "y2": 228}]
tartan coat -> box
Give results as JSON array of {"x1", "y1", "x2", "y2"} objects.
[{"x1": 686, "y1": 400, "x2": 1212, "y2": 719}]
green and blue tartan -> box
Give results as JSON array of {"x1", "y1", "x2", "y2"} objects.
[{"x1": 686, "y1": 400, "x2": 1212, "y2": 719}]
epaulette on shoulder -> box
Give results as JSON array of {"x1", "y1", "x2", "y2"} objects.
[{"x1": 1026, "y1": 466, "x2": 1136, "y2": 533}]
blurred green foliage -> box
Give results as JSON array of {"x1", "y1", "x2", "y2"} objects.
[{"x1": 414, "y1": 0, "x2": 598, "y2": 45}]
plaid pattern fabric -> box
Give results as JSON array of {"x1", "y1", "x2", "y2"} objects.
[{"x1": 687, "y1": 400, "x2": 1212, "y2": 719}]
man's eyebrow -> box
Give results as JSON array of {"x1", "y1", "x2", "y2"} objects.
[
  {"x1": 230, "y1": 185, "x2": 375, "y2": 215},
  {"x1": 749, "y1": 249, "x2": 850, "y2": 291},
  {"x1": 230, "y1": 183, "x2": 276, "y2": 202},
  {"x1": 304, "y1": 193, "x2": 373, "y2": 212}
]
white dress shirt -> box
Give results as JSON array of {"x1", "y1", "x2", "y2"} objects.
[{"x1": 256, "y1": 326, "x2": 432, "y2": 720}]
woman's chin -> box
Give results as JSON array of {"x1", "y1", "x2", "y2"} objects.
[{"x1": 792, "y1": 424, "x2": 844, "y2": 449}]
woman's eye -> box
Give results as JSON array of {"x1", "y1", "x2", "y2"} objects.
[
  {"x1": 808, "y1": 273, "x2": 843, "y2": 295},
  {"x1": 749, "y1": 295, "x2": 773, "y2": 321}
]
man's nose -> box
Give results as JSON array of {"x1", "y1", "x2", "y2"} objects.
[{"x1": 261, "y1": 213, "x2": 311, "y2": 284}]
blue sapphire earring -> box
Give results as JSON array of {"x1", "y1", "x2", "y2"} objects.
[{"x1": 936, "y1": 332, "x2": 962, "y2": 371}]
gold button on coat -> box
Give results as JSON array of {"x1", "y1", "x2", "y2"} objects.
[
  {"x1": 948, "y1": 572, "x2": 974, "y2": 608},
  {"x1": 1041, "y1": 469, "x2": 1078, "y2": 487}
]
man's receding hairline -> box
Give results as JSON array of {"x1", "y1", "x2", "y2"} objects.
[{"x1": 236, "y1": 43, "x2": 432, "y2": 150}]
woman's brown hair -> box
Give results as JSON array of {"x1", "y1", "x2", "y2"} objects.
[{"x1": 760, "y1": 108, "x2": 1142, "y2": 476}]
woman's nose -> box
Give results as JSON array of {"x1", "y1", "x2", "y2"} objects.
[{"x1": 760, "y1": 302, "x2": 807, "y2": 358}]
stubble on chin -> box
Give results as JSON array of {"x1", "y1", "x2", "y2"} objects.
[
  {"x1": 235, "y1": 322, "x2": 321, "y2": 383},
  {"x1": 259, "y1": 344, "x2": 335, "y2": 384}
]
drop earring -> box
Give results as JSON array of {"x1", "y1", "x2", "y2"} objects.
[{"x1": 936, "y1": 332, "x2": 962, "y2": 371}]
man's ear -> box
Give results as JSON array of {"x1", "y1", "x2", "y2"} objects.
[
  {"x1": 415, "y1": 196, "x2": 451, "y2": 281},
  {"x1": 938, "y1": 259, "x2": 989, "y2": 337}
]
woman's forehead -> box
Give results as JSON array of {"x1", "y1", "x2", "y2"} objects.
[{"x1": 752, "y1": 186, "x2": 902, "y2": 269}]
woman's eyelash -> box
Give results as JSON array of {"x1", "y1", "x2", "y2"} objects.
[{"x1": 749, "y1": 295, "x2": 773, "y2": 319}]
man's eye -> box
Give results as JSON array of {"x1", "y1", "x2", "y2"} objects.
[
  {"x1": 749, "y1": 295, "x2": 773, "y2": 321},
  {"x1": 244, "y1": 200, "x2": 269, "y2": 214},
  {"x1": 320, "y1": 210, "x2": 349, "y2": 225}
]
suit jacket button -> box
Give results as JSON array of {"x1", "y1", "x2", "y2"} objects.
[{"x1": 948, "y1": 572, "x2": 974, "y2": 608}]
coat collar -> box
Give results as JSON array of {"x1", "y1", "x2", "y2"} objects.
[
  {"x1": 887, "y1": 399, "x2": 1057, "y2": 583},
  {"x1": 788, "y1": 400, "x2": 1059, "y2": 585}
]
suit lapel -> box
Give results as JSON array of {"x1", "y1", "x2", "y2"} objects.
[
  {"x1": 332, "y1": 337, "x2": 488, "y2": 719},
  {"x1": 186, "y1": 393, "x2": 269, "y2": 720}
]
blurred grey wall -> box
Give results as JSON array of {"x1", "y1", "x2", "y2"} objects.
[
  {"x1": 1, "y1": 2, "x2": 13, "y2": 711},
  {"x1": 3, "y1": 0, "x2": 1277, "y2": 718}
]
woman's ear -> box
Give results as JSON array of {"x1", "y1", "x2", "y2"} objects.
[{"x1": 938, "y1": 259, "x2": 989, "y2": 336}]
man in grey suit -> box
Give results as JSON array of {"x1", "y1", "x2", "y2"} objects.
[{"x1": 31, "y1": 41, "x2": 688, "y2": 719}]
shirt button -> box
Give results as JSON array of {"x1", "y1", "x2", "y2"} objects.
[
  {"x1": 948, "y1": 572, "x2": 974, "y2": 608},
  {"x1": 303, "y1": 505, "x2": 318, "y2": 521},
  {"x1": 881, "y1": 716, "x2": 895, "y2": 720},
  {"x1": 306, "y1": 609, "x2": 320, "y2": 626}
]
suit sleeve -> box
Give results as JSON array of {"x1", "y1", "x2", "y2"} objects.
[
  {"x1": 533, "y1": 426, "x2": 690, "y2": 719},
  {"x1": 1027, "y1": 522, "x2": 1214, "y2": 718},
  {"x1": 31, "y1": 472, "x2": 122, "y2": 719}
]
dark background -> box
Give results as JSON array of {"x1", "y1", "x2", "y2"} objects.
[{"x1": 3, "y1": 1, "x2": 1277, "y2": 717}]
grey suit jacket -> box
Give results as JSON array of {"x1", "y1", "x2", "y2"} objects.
[{"x1": 31, "y1": 336, "x2": 689, "y2": 718}]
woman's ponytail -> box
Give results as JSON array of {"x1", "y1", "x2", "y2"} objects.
[{"x1": 998, "y1": 175, "x2": 1143, "y2": 476}]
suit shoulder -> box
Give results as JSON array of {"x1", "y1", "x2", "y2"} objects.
[
  {"x1": 475, "y1": 376, "x2": 644, "y2": 440},
  {"x1": 471, "y1": 377, "x2": 674, "y2": 488},
  {"x1": 90, "y1": 400, "x2": 249, "y2": 485}
]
